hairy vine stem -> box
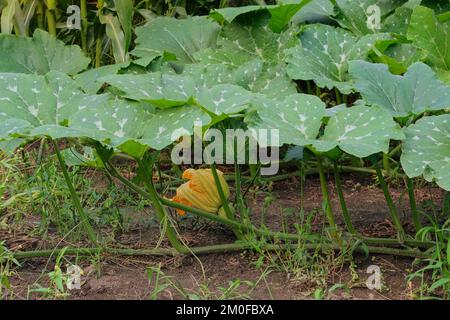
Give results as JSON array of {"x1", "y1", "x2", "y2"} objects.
[{"x1": 52, "y1": 140, "x2": 97, "y2": 244}]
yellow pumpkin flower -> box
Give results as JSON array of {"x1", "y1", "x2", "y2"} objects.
[{"x1": 172, "y1": 168, "x2": 230, "y2": 217}]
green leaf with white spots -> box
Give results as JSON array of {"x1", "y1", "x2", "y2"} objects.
[
  {"x1": 349, "y1": 60, "x2": 450, "y2": 117},
  {"x1": 408, "y1": 6, "x2": 450, "y2": 72},
  {"x1": 100, "y1": 73, "x2": 197, "y2": 108},
  {"x1": 286, "y1": 0, "x2": 334, "y2": 24},
  {"x1": 67, "y1": 99, "x2": 154, "y2": 158},
  {"x1": 132, "y1": 16, "x2": 220, "y2": 64},
  {"x1": 0, "y1": 29, "x2": 90, "y2": 75},
  {"x1": 0, "y1": 138, "x2": 25, "y2": 155},
  {"x1": 209, "y1": 0, "x2": 312, "y2": 33},
  {"x1": 196, "y1": 84, "x2": 253, "y2": 116},
  {"x1": 372, "y1": 43, "x2": 425, "y2": 74},
  {"x1": 183, "y1": 63, "x2": 234, "y2": 87},
  {"x1": 286, "y1": 24, "x2": 391, "y2": 94},
  {"x1": 0, "y1": 71, "x2": 109, "y2": 143},
  {"x1": 192, "y1": 23, "x2": 299, "y2": 98},
  {"x1": 0, "y1": 118, "x2": 31, "y2": 139},
  {"x1": 401, "y1": 114, "x2": 450, "y2": 191},
  {"x1": 68, "y1": 100, "x2": 211, "y2": 156},
  {"x1": 313, "y1": 105, "x2": 405, "y2": 158},
  {"x1": 248, "y1": 93, "x2": 326, "y2": 147},
  {"x1": 74, "y1": 63, "x2": 129, "y2": 94},
  {"x1": 334, "y1": 0, "x2": 405, "y2": 36}
]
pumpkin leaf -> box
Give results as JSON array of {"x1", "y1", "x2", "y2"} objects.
[
  {"x1": 286, "y1": 24, "x2": 391, "y2": 94},
  {"x1": 248, "y1": 93, "x2": 326, "y2": 147},
  {"x1": 285, "y1": 0, "x2": 334, "y2": 24},
  {"x1": 334, "y1": 0, "x2": 405, "y2": 36},
  {"x1": 74, "y1": 62, "x2": 130, "y2": 94},
  {"x1": 349, "y1": 60, "x2": 450, "y2": 117},
  {"x1": 0, "y1": 71, "x2": 108, "y2": 142},
  {"x1": 100, "y1": 73, "x2": 197, "y2": 108},
  {"x1": 132, "y1": 16, "x2": 220, "y2": 64},
  {"x1": 210, "y1": 0, "x2": 312, "y2": 33},
  {"x1": 196, "y1": 84, "x2": 253, "y2": 116},
  {"x1": 408, "y1": 6, "x2": 450, "y2": 72},
  {"x1": 193, "y1": 22, "x2": 299, "y2": 98},
  {"x1": 401, "y1": 114, "x2": 450, "y2": 191},
  {"x1": 0, "y1": 29, "x2": 90, "y2": 75},
  {"x1": 68, "y1": 100, "x2": 211, "y2": 157},
  {"x1": 313, "y1": 104, "x2": 405, "y2": 158}
]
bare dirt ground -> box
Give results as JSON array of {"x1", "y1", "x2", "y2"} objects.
[{"x1": 2, "y1": 173, "x2": 444, "y2": 300}]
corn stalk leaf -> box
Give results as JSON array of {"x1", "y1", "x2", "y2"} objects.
[
  {"x1": 100, "y1": 13, "x2": 128, "y2": 63},
  {"x1": 0, "y1": 0, "x2": 16, "y2": 34},
  {"x1": 113, "y1": 0, "x2": 133, "y2": 53}
]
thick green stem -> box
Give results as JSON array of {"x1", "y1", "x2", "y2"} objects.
[
  {"x1": 52, "y1": 140, "x2": 97, "y2": 244},
  {"x1": 372, "y1": 159, "x2": 406, "y2": 242},
  {"x1": 95, "y1": 35, "x2": 103, "y2": 68},
  {"x1": 103, "y1": 160, "x2": 435, "y2": 249},
  {"x1": 333, "y1": 162, "x2": 359, "y2": 236},
  {"x1": 234, "y1": 142, "x2": 248, "y2": 224},
  {"x1": 335, "y1": 88, "x2": 342, "y2": 105},
  {"x1": 382, "y1": 153, "x2": 390, "y2": 174},
  {"x1": 136, "y1": 158, "x2": 187, "y2": 253},
  {"x1": 210, "y1": 163, "x2": 235, "y2": 221},
  {"x1": 406, "y1": 177, "x2": 422, "y2": 232},
  {"x1": 317, "y1": 156, "x2": 338, "y2": 238},
  {"x1": 80, "y1": 0, "x2": 88, "y2": 53},
  {"x1": 46, "y1": 0, "x2": 57, "y2": 36},
  {"x1": 37, "y1": 0, "x2": 45, "y2": 29},
  {"x1": 12, "y1": 242, "x2": 428, "y2": 260}
]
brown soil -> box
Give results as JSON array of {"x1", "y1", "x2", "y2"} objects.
[{"x1": 2, "y1": 173, "x2": 445, "y2": 300}]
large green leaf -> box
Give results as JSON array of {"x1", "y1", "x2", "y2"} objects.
[
  {"x1": 209, "y1": 0, "x2": 312, "y2": 33},
  {"x1": 74, "y1": 62, "x2": 130, "y2": 94},
  {"x1": 196, "y1": 84, "x2": 253, "y2": 116},
  {"x1": 0, "y1": 71, "x2": 108, "y2": 142},
  {"x1": 401, "y1": 114, "x2": 450, "y2": 191},
  {"x1": 286, "y1": 0, "x2": 334, "y2": 24},
  {"x1": 349, "y1": 60, "x2": 450, "y2": 117},
  {"x1": 313, "y1": 104, "x2": 405, "y2": 158},
  {"x1": 0, "y1": 29, "x2": 90, "y2": 75},
  {"x1": 248, "y1": 93, "x2": 326, "y2": 147},
  {"x1": 193, "y1": 23, "x2": 299, "y2": 98},
  {"x1": 69, "y1": 100, "x2": 211, "y2": 156},
  {"x1": 372, "y1": 42, "x2": 425, "y2": 74},
  {"x1": 334, "y1": 0, "x2": 405, "y2": 36},
  {"x1": 286, "y1": 24, "x2": 391, "y2": 93},
  {"x1": 408, "y1": 6, "x2": 450, "y2": 72},
  {"x1": 132, "y1": 16, "x2": 220, "y2": 64},
  {"x1": 100, "y1": 73, "x2": 197, "y2": 108}
]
